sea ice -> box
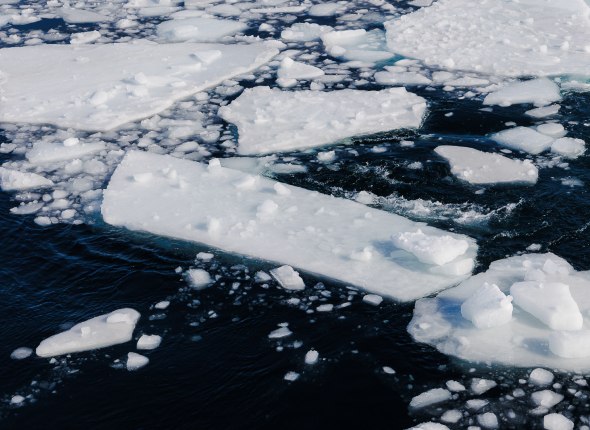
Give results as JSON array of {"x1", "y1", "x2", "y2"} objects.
[
  {"x1": 532, "y1": 390, "x2": 563, "y2": 408},
  {"x1": 483, "y1": 79, "x2": 561, "y2": 107},
  {"x1": 281, "y1": 22, "x2": 332, "y2": 42},
  {"x1": 409, "y1": 388, "x2": 451, "y2": 409},
  {"x1": 529, "y1": 368, "x2": 555, "y2": 387},
  {"x1": 543, "y1": 413, "x2": 574, "y2": 430},
  {"x1": 460, "y1": 283, "x2": 513, "y2": 329},
  {"x1": 490, "y1": 127, "x2": 555, "y2": 155},
  {"x1": 477, "y1": 413, "x2": 498, "y2": 429},
  {"x1": 36, "y1": 308, "x2": 140, "y2": 357},
  {"x1": 186, "y1": 268, "x2": 213, "y2": 289},
  {"x1": 321, "y1": 29, "x2": 393, "y2": 63},
  {"x1": 471, "y1": 378, "x2": 497, "y2": 395},
  {"x1": 10, "y1": 347, "x2": 33, "y2": 360},
  {"x1": 0, "y1": 168, "x2": 54, "y2": 191},
  {"x1": 26, "y1": 140, "x2": 106, "y2": 165},
  {"x1": 137, "y1": 334, "x2": 162, "y2": 350},
  {"x1": 277, "y1": 57, "x2": 324, "y2": 83},
  {"x1": 127, "y1": 352, "x2": 149, "y2": 371},
  {"x1": 408, "y1": 253, "x2": 590, "y2": 371},
  {"x1": 435, "y1": 146, "x2": 538, "y2": 185},
  {"x1": 0, "y1": 41, "x2": 278, "y2": 131},
  {"x1": 219, "y1": 86, "x2": 426, "y2": 155},
  {"x1": 102, "y1": 151, "x2": 477, "y2": 301},
  {"x1": 304, "y1": 349, "x2": 319, "y2": 365},
  {"x1": 385, "y1": 0, "x2": 590, "y2": 77},
  {"x1": 156, "y1": 17, "x2": 247, "y2": 42},
  {"x1": 270, "y1": 265, "x2": 305, "y2": 291},
  {"x1": 526, "y1": 105, "x2": 561, "y2": 119},
  {"x1": 551, "y1": 138, "x2": 586, "y2": 158},
  {"x1": 362, "y1": 294, "x2": 383, "y2": 306}
]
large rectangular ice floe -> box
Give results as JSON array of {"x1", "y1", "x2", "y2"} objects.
[
  {"x1": 218, "y1": 86, "x2": 426, "y2": 155},
  {"x1": 0, "y1": 41, "x2": 278, "y2": 131},
  {"x1": 385, "y1": 0, "x2": 590, "y2": 77},
  {"x1": 408, "y1": 253, "x2": 590, "y2": 371},
  {"x1": 102, "y1": 151, "x2": 477, "y2": 301}
]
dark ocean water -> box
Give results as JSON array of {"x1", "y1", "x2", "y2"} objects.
[{"x1": 2, "y1": 4, "x2": 590, "y2": 430}]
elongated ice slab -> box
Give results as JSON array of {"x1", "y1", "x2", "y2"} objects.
[
  {"x1": 434, "y1": 146, "x2": 538, "y2": 185},
  {"x1": 156, "y1": 17, "x2": 247, "y2": 42},
  {"x1": 483, "y1": 79, "x2": 561, "y2": 107},
  {"x1": 408, "y1": 253, "x2": 590, "y2": 371},
  {"x1": 385, "y1": 0, "x2": 590, "y2": 77},
  {"x1": 102, "y1": 151, "x2": 477, "y2": 301},
  {"x1": 0, "y1": 167, "x2": 54, "y2": 191},
  {"x1": 36, "y1": 308, "x2": 140, "y2": 357},
  {"x1": 0, "y1": 41, "x2": 278, "y2": 131},
  {"x1": 218, "y1": 86, "x2": 426, "y2": 155}
]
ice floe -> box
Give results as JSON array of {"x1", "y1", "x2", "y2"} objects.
[
  {"x1": 102, "y1": 151, "x2": 477, "y2": 301},
  {"x1": 385, "y1": 0, "x2": 590, "y2": 77},
  {"x1": 483, "y1": 79, "x2": 561, "y2": 107},
  {"x1": 435, "y1": 146, "x2": 538, "y2": 185},
  {"x1": 36, "y1": 308, "x2": 140, "y2": 357},
  {"x1": 218, "y1": 86, "x2": 426, "y2": 155},
  {"x1": 409, "y1": 253, "x2": 590, "y2": 371},
  {"x1": 156, "y1": 17, "x2": 247, "y2": 42},
  {"x1": 0, "y1": 167, "x2": 54, "y2": 191},
  {"x1": 0, "y1": 41, "x2": 278, "y2": 130}
]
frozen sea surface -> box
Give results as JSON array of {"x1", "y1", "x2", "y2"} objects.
[{"x1": 2, "y1": 0, "x2": 590, "y2": 429}]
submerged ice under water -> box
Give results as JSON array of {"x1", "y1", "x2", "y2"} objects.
[{"x1": 2, "y1": 0, "x2": 590, "y2": 428}]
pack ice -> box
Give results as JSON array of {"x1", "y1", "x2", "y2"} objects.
[
  {"x1": 408, "y1": 253, "x2": 590, "y2": 371},
  {"x1": 102, "y1": 151, "x2": 477, "y2": 301},
  {"x1": 385, "y1": 0, "x2": 590, "y2": 77},
  {"x1": 36, "y1": 308, "x2": 140, "y2": 357},
  {"x1": 0, "y1": 41, "x2": 278, "y2": 131},
  {"x1": 218, "y1": 86, "x2": 426, "y2": 155}
]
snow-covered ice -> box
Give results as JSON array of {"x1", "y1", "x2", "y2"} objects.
[
  {"x1": 408, "y1": 253, "x2": 590, "y2": 371},
  {"x1": 491, "y1": 127, "x2": 555, "y2": 155},
  {"x1": 127, "y1": 352, "x2": 149, "y2": 371},
  {"x1": 409, "y1": 388, "x2": 451, "y2": 409},
  {"x1": 362, "y1": 294, "x2": 383, "y2": 306},
  {"x1": 435, "y1": 146, "x2": 538, "y2": 185},
  {"x1": 0, "y1": 41, "x2": 277, "y2": 130},
  {"x1": 304, "y1": 349, "x2": 319, "y2": 365},
  {"x1": 36, "y1": 308, "x2": 140, "y2": 357},
  {"x1": 460, "y1": 283, "x2": 513, "y2": 329},
  {"x1": 270, "y1": 265, "x2": 305, "y2": 291},
  {"x1": 0, "y1": 167, "x2": 54, "y2": 191},
  {"x1": 529, "y1": 368, "x2": 554, "y2": 387},
  {"x1": 156, "y1": 17, "x2": 247, "y2": 42},
  {"x1": 10, "y1": 347, "x2": 33, "y2": 360},
  {"x1": 385, "y1": 0, "x2": 590, "y2": 77},
  {"x1": 543, "y1": 413, "x2": 574, "y2": 430},
  {"x1": 186, "y1": 268, "x2": 212, "y2": 289},
  {"x1": 483, "y1": 79, "x2": 561, "y2": 107},
  {"x1": 551, "y1": 138, "x2": 586, "y2": 158},
  {"x1": 137, "y1": 334, "x2": 162, "y2": 350},
  {"x1": 321, "y1": 29, "x2": 393, "y2": 63},
  {"x1": 219, "y1": 86, "x2": 426, "y2": 155},
  {"x1": 102, "y1": 151, "x2": 477, "y2": 301}
]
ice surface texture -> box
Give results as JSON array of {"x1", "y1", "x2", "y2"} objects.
[
  {"x1": 409, "y1": 253, "x2": 590, "y2": 371},
  {"x1": 219, "y1": 86, "x2": 426, "y2": 155},
  {"x1": 102, "y1": 151, "x2": 477, "y2": 301},
  {"x1": 0, "y1": 41, "x2": 278, "y2": 131}
]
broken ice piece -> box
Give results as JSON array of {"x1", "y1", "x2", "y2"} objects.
[{"x1": 270, "y1": 265, "x2": 305, "y2": 291}]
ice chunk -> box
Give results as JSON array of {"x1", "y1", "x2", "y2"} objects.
[
  {"x1": 0, "y1": 167, "x2": 53, "y2": 191},
  {"x1": 529, "y1": 368, "x2": 554, "y2": 386},
  {"x1": 321, "y1": 29, "x2": 393, "y2": 63},
  {"x1": 137, "y1": 334, "x2": 162, "y2": 350},
  {"x1": 392, "y1": 229, "x2": 469, "y2": 266},
  {"x1": 11, "y1": 395, "x2": 25, "y2": 405},
  {"x1": 483, "y1": 79, "x2": 561, "y2": 107},
  {"x1": 0, "y1": 42, "x2": 277, "y2": 131},
  {"x1": 477, "y1": 412, "x2": 498, "y2": 429},
  {"x1": 510, "y1": 281, "x2": 583, "y2": 330},
  {"x1": 281, "y1": 22, "x2": 332, "y2": 42},
  {"x1": 408, "y1": 253, "x2": 590, "y2": 371},
  {"x1": 277, "y1": 57, "x2": 324, "y2": 81},
  {"x1": 537, "y1": 123, "x2": 566, "y2": 138},
  {"x1": 304, "y1": 349, "x2": 319, "y2": 365},
  {"x1": 284, "y1": 371, "x2": 299, "y2": 381},
  {"x1": 154, "y1": 300, "x2": 170, "y2": 310},
  {"x1": 409, "y1": 388, "x2": 451, "y2": 409},
  {"x1": 156, "y1": 17, "x2": 247, "y2": 42},
  {"x1": 461, "y1": 283, "x2": 513, "y2": 329},
  {"x1": 532, "y1": 390, "x2": 563, "y2": 408},
  {"x1": 385, "y1": 0, "x2": 590, "y2": 77},
  {"x1": 491, "y1": 127, "x2": 555, "y2": 155},
  {"x1": 36, "y1": 308, "x2": 140, "y2": 357},
  {"x1": 440, "y1": 410, "x2": 462, "y2": 424},
  {"x1": 551, "y1": 137, "x2": 586, "y2": 158},
  {"x1": 362, "y1": 294, "x2": 383, "y2": 306},
  {"x1": 10, "y1": 347, "x2": 33, "y2": 360},
  {"x1": 435, "y1": 146, "x2": 538, "y2": 185},
  {"x1": 526, "y1": 105, "x2": 561, "y2": 119},
  {"x1": 446, "y1": 380, "x2": 465, "y2": 392},
  {"x1": 270, "y1": 265, "x2": 305, "y2": 291},
  {"x1": 543, "y1": 413, "x2": 574, "y2": 430},
  {"x1": 268, "y1": 326, "x2": 292, "y2": 339},
  {"x1": 471, "y1": 378, "x2": 497, "y2": 395},
  {"x1": 126, "y1": 352, "x2": 149, "y2": 371},
  {"x1": 186, "y1": 268, "x2": 212, "y2": 289},
  {"x1": 409, "y1": 423, "x2": 449, "y2": 430},
  {"x1": 70, "y1": 30, "x2": 102, "y2": 45},
  {"x1": 219, "y1": 86, "x2": 426, "y2": 155},
  {"x1": 26, "y1": 141, "x2": 105, "y2": 164},
  {"x1": 103, "y1": 151, "x2": 477, "y2": 301}
]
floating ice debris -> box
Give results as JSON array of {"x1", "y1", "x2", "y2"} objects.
[
  {"x1": 186, "y1": 268, "x2": 213, "y2": 289},
  {"x1": 284, "y1": 371, "x2": 300, "y2": 382},
  {"x1": 10, "y1": 395, "x2": 25, "y2": 405},
  {"x1": 385, "y1": 0, "x2": 590, "y2": 77},
  {"x1": 526, "y1": 105, "x2": 561, "y2": 119},
  {"x1": 102, "y1": 151, "x2": 477, "y2": 301},
  {"x1": 36, "y1": 308, "x2": 140, "y2": 357},
  {"x1": 281, "y1": 22, "x2": 332, "y2": 42},
  {"x1": 137, "y1": 334, "x2": 162, "y2": 350},
  {"x1": 304, "y1": 349, "x2": 319, "y2": 365},
  {"x1": 70, "y1": 30, "x2": 102, "y2": 45},
  {"x1": 471, "y1": 378, "x2": 497, "y2": 395},
  {"x1": 270, "y1": 265, "x2": 305, "y2": 291},
  {"x1": 435, "y1": 146, "x2": 538, "y2": 185},
  {"x1": 460, "y1": 283, "x2": 513, "y2": 329},
  {"x1": 491, "y1": 127, "x2": 555, "y2": 155},
  {"x1": 154, "y1": 301, "x2": 170, "y2": 310},
  {"x1": 483, "y1": 79, "x2": 561, "y2": 107},
  {"x1": 532, "y1": 390, "x2": 563, "y2": 408},
  {"x1": 409, "y1": 423, "x2": 449, "y2": 430},
  {"x1": 409, "y1": 388, "x2": 452, "y2": 409},
  {"x1": 543, "y1": 413, "x2": 574, "y2": 430},
  {"x1": 277, "y1": 57, "x2": 324, "y2": 85},
  {"x1": 529, "y1": 368, "x2": 554, "y2": 387},
  {"x1": 446, "y1": 380, "x2": 465, "y2": 392},
  {"x1": 26, "y1": 140, "x2": 106, "y2": 165},
  {"x1": 440, "y1": 410, "x2": 462, "y2": 424},
  {"x1": 537, "y1": 123, "x2": 566, "y2": 138},
  {"x1": 362, "y1": 294, "x2": 383, "y2": 306},
  {"x1": 268, "y1": 326, "x2": 292, "y2": 339},
  {"x1": 127, "y1": 352, "x2": 149, "y2": 371},
  {"x1": 321, "y1": 29, "x2": 393, "y2": 63},
  {"x1": 409, "y1": 253, "x2": 590, "y2": 371},
  {"x1": 0, "y1": 42, "x2": 277, "y2": 131},
  {"x1": 477, "y1": 412, "x2": 498, "y2": 429},
  {"x1": 219, "y1": 86, "x2": 426, "y2": 155},
  {"x1": 10, "y1": 347, "x2": 33, "y2": 360},
  {"x1": 156, "y1": 17, "x2": 247, "y2": 42},
  {"x1": 383, "y1": 366, "x2": 396, "y2": 375},
  {"x1": 0, "y1": 167, "x2": 54, "y2": 191},
  {"x1": 551, "y1": 137, "x2": 586, "y2": 158}
]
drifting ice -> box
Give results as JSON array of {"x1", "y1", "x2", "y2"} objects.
[{"x1": 102, "y1": 151, "x2": 477, "y2": 301}]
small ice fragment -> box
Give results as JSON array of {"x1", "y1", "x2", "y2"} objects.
[
  {"x1": 460, "y1": 283, "x2": 513, "y2": 329},
  {"x1": 270, "y1": 265, "x2": 305, "y2": 291},
  {"x1": 126, "y1": 352, "x2": 149, "y2": 371},
  {"x1": 543, "y1": 413, "x2": 573, "y2": 430},
  {"x1": 441, "y1": 410, "x2": 462, "y2": 424},
  {"x1": 196, "y1": 252, "x2": 214, "y2": 261},
  {"x1": 551, "y1": 137, "x2": 585, "y2": 158},
  {"x1": 186, "y1": 268, "x2": 212, "y2": 289},
  {"x1": 446, "y1": 380, "x2": 465, "y2": 392},
  {"x1": 392, "y1": 229, "x2": 469, "y2": 266},
  {"x1": 268, "y1": 326, "x2": 292, "y2": 339},
  {"x1": 11, "y1": 395, "x2": 25, "y2": 405},
  {"x1": 284, "y1": 371, "x2": 299, "y2": 381},
  {"x1": 363, "y1": 294, "x2": 383, "y2": 306},
  {"x1": 305, "y1": 349, "x2": 319, "y2": 365},
  {"x1": 137, "y1": 334, "x2": 162, "y2": 350},
  {"x1": 154, "y1": 301, "x2": 170, "y2": 310},
  {"x1": 10, "y1": 347, "x2": 33, "y2": 360},
  {"x1": 529, "y1": 368, "x2": 554, "y2": 387},
  {"x1": 483, "y1": 78, "x2": 561, "y2": 107},
  {"x1": 527, "y1": 244, "x2": 542, "y2": 252},
  {"x1": 409, "y1": 388, "x2": 451, "y2": 409},
  {"x1": 477, "y1": 412, "x2": 498, "y2": 429},
  {"x1": 254, "y1": 271, "x2": 272, "y2": 283},
  {"x1": 471, "y1": 378, "x2": 497, "y2": 395},
  {"x1": 532, "y1": 390, "x2": 563, "y2": 408},
  {"x1": 316, "y1": 304, "x2": 333, "y2": 312},
  {"x1": 537, "y1": 123, "x2": 566, "y2": 138}
]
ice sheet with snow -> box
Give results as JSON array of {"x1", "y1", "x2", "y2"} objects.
[
  {"x1": 102, "y1": 151, "x2": 477, "y2": 301},
  {"x1": 490, "y1": 127, "x2": 555, "y2": 155},
  {"x1": 434, "y1": 146, "x2": 538, "y2": 185},
  {"x1": 218, "y1": 86, "x2": 426, "y2": 155},
  {"x1": 408, "y1": 253, "x2": 590, "y2": 371},
  {"x1": 0, "y1": 41, "x2": 278, "y2": 131},
  {"x1": 36, "y1": 308, "x2": 140, "y2": 357},
  {"x1": 322, "y1": 29, "x2": 393, "y2": 63},
  {"x1": 156, "y1": 17, "x2": 247, "y2": 42},
  {"x1": 483, "y1": 79, "x2": 561, "y2": 107},
  {"x1": 385, "y1": 0, "x2": 590, "y2": 77}
]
